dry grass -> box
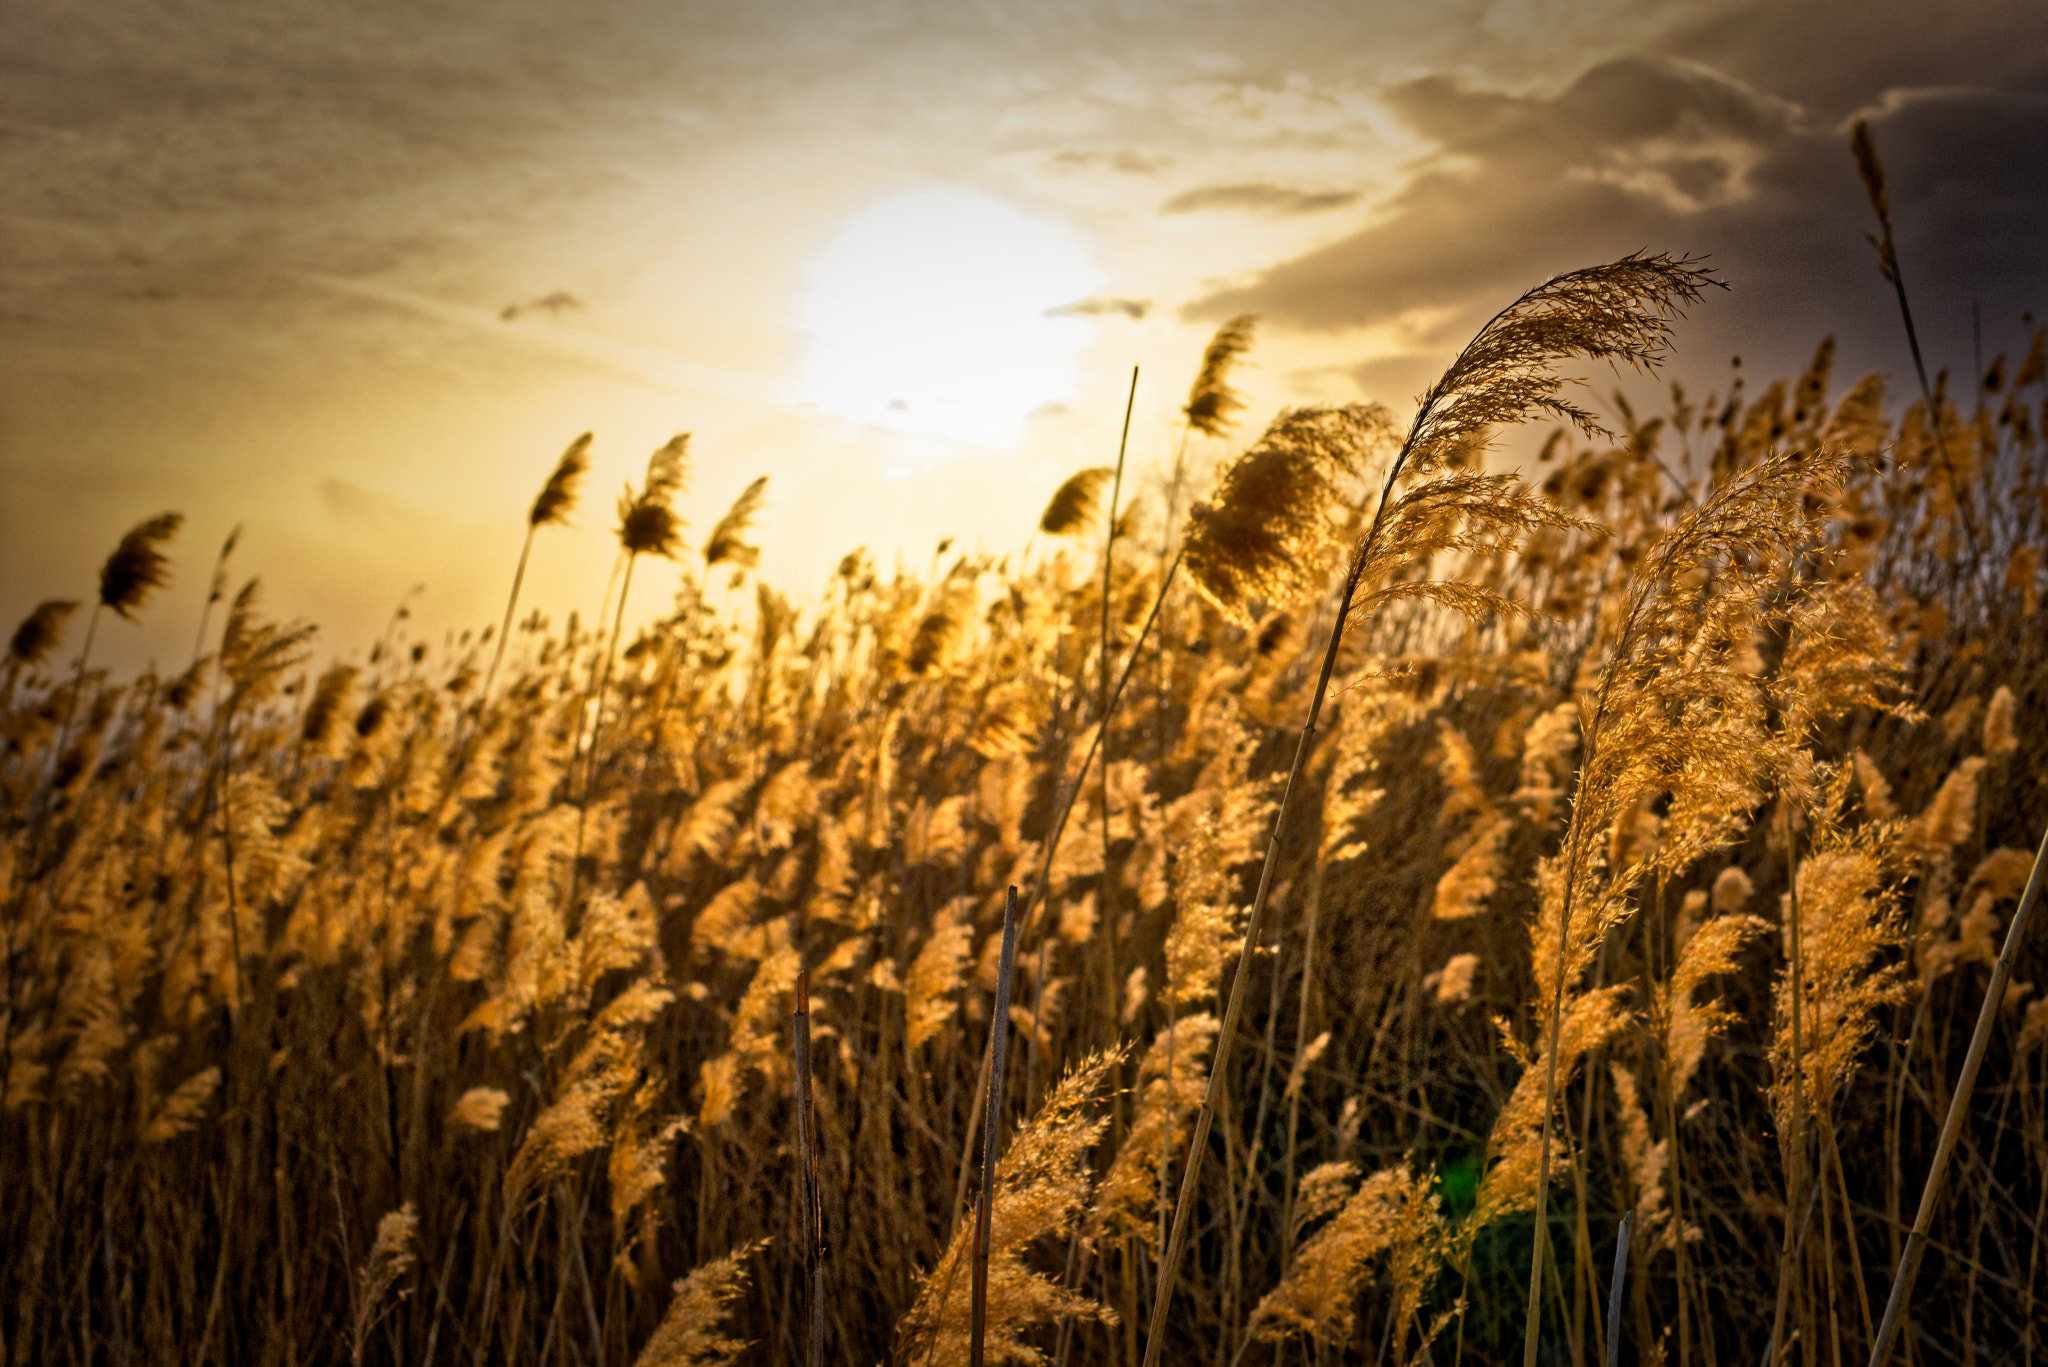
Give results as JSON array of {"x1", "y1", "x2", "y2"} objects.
[{"x1": 3, "y1": 262, "x2": 2047, "y2": 1367}]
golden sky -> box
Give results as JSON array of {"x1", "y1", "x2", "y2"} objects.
[{"x1": 4, "y1": 0, "x2": 2046, "y2": 672}]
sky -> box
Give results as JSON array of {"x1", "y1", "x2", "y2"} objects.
[{"x1": 4, "y1": 0, "x2": 2046, "y2": 673}]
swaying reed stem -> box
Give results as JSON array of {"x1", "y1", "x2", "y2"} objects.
[
  {"x1": 953, "y1": 550, "x2": 1185, "y2": 1242},
  {"x1": 189, "y1": 526, "x2": 238, "y2": 671},
  {"x1": 971, "y1": 888, "x2": 1022, "y2": 1367},
  {"x1": 1867, "y1": 821, "x2": 2048, "y2": 1367},
  {"x1": 1770, "y1": 806, "x2": 1810, "y2": 1363},
  {"x1": 1607, "y1": 1213, "x2": 1633, "y2": 1367},
  {"x1": 1849, "y1": 120, "x2": 1982, "y2": 565},
  {"x1": 794, "y1": 968, "x2": 825, "y2": 1367},
  {"x1": 569, "y1": 551, "x2": 639, "y2": 906},
  {"x1": 38, "y1": 603, "x2": 103, "y2": 833},
  {"x1": 1098, "y1": 366, "x2": 1138, "y2": 1051},
  {"x1": 479, "y1": 524, "x2": 538, "y2": 716},
  {"x1": 1142, "y1": 442, "x2": 1404, "y2": 1367}
]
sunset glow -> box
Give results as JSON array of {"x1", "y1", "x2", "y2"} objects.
[{"x1": 794, "y1": 190, "x2": 1098, "y2": 445}]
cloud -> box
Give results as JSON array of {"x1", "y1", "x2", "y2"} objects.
[
  {"x1": 321, "y1": 478, "x2": 426, "y2": 528},
  {"x1": 1048, "y1": 296, "x2": 1152, "y2": 319},
  {"x1": 1189, "y1": 55, "x2": 2048, "y2": 387},
  {"x1": 1160, "y1": 182, "x2": 1360, "y2": 216},
  {"x1": 1041, "y1": 148, "x2": 1168, "y2": 176},
  {"x1": 499, "y1": 290, "x2": 585, "y2": 322},
  {"x1": 1167, "y1": 74, "x2": 1379, "y2": 140}
]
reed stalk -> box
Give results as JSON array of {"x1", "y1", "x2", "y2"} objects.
[
  {"x1": 1867, "y1": 822, "x2": 2048, "y2": 1366},
  {"x1": 971, "y1": 888, "x2": 1022, "y2": 1367},
  {"x1": 794, "y1": 968, "x2": 825, "y2": 1367},
  {"x1": 1606, "y1": 1213, "x2": 1633, "y2": 1367}
]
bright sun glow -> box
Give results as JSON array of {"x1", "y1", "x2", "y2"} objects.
[{"x1": 796, "y1": 190, "x2": 1098, "y2": 446}]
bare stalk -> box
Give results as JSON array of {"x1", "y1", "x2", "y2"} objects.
[
  {"x1": 1142, "y1": 442, "x2": 1405, "y2": 1367},
  {"x1": 794, "y1": 967, "x2": 825, "y2": 1367},
  {"x1": 1097, "y1": 365, "x2": 1138, "y2": 1053},
  {"x1": 1866, "y1": 821, "x2": 2047, "y2": 1366},
  {"x1": 1770, "y1": 805, "x2": 1811, "y2": 1362},
  {"x1": 971, "y1": 888, "x2": 1022, "y2": 1367},
  {"x1": 1607, "y1": 1212, "x2": 1634, "y2": 1367}
]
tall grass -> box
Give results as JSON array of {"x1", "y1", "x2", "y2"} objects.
[{"x1": 3, "y1": 256, "x2": 2047, "y2": 1367}]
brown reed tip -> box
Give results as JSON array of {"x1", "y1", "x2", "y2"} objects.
[
  {"x1": 1185, "y1": 314, "x2": 1258, "y2": 437},
  {"x1": 8, "y1": 600, "x2": 79, "y2": 668},
  {"x1": 618, "y1": 435, "x2": 691, "y2": 557},
  {"x1": 1039, "y1": 466, "x2": 1115, "y2": 537},
  {"x1": 530, "y1": 432, "x2": 593, "y2": 528},
  {"x1": 98, "y1": 511, "x2": 184, "y2": 618},
  {"x1": 704, "y1": 475, "x2": 769, "y2": 569}
]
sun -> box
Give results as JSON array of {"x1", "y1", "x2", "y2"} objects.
[{"x1": 795, "y1": 190, "x2": 1099, "y2": 446}]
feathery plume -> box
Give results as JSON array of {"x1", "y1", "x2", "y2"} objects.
[
  {"x1": 897, "y1": 1053, "x2": 1118, "y2": 1366},
  {"x1": 906, "y1": 900, "x2": 975, "y2": 1051},
  {"x1": 704, "y1": 475, "x2": 769, "y2": 569},
  {"x1": 630, "y1": 1246, "x2": 770, "y2": 1367},
  {"x1": 349, "y1": 1205, "x2": 418, "y2": 1367},
  {"x1": 98, "y1": 512, "x2": 184, "y2": 618},
  {"x1": 1769, "y1": 823, "x2": 1909, "y2": 1134},
  {"x1": 301, "y1": 664, "x2": 359, "y2": 748},
  {"x1": 1249, "y1": 1164, "x2": 1442, "y2": 1353},
  {"x1": 1095, "y1": 1014, "x2": 1218, "y2": 1245},
  {"x1": 1183, "y1": 404, "x2": 1394, "y2": 622},
  {"x1": 634, "y1": 1242, "x2": 766, "y2": 1367},
  {"x1": 451, "y1": 1087, "x2": 511, "y2": 1132},
  {"x1": 1983, "y1": 684, "x2": 2018, "y2": 757},
  {"x1": 140, "y1": 1066, "x2": 221, "y2": 1144},
  {"x1": 531, "y1": 432, "x2": 593, "y2": 528},
  {"x1": 9, "y1": 600, "x2": 78, "y2": 669},
  {"x1": 619, "y1": 435, "x2": 691, "y2": 558},
  {"x1": 1039, "y1": 466, "x2": 1116, "y2": 537},
  {"x1": 1184, "y1": 314, "x2": 1258, "y2": 438}
]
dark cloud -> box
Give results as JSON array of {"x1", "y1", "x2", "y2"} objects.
[
  {"x1": 1048, "y1": 296, "x2": 1152, "y2": 319},
  {"x1": 1159, "y1": 182, "x2": 1360, "y2": 216},
  {"x1": 1191, "y1": 54, "x2": 2048, "y2": 394},
  {"x1": 499, "y1": 291, "x2": 586, "y2": 322}
]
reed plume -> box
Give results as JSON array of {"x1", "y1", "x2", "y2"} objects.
[
  {"x1": 532, "y1": 432, "x2": 594, "y2": 529},
  {"x1": 897, "y1": 1052, "x2": 1117, "y2": 1367},
  {"x1": 5, "y1": 600, "x2": 77, "y2": 708},
  {"x1": 99, "y1": 512, "x2": 184, "y2": 620},
  {"x1": 1153, "y1": 254, "x2": 1713, "y2": 1367},
  {"x1": 704, "y1": 475, "x2": 769, "y2": 570},
  {"x1": 1517, "y1": 446, "x2": 1844, "y2": 1367},
  {"x1": 37, "y1": 511, "x2": 183, "y2": 825},
  {"x1": 1850, "y1": 119, "x2": 1980, "y2": 559},
  {"x1": 1040, "y1": 467, "x2": 1115, "y2": 538},
  {"x1": 189, "y1": 523, "x2": 240, "y2": 668},
  {"x1": 349, "y1": 1204, "x2": 418, "y2": 1367},
  {"x1": 634, "y1": 1241, "x2": 765, "y2": 1367},
  {"x1": 480, "y1": 433, "x2": 592, "y2": 710},
  {"x1": 1184, "y1": 314, "x2": 1257, "y2": 438},
  {"x1": 1246, "y1": 1162, "x2": 1446, "y2": 1361}
]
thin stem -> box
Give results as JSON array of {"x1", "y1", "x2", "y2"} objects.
[
  {"x1": 1606, "y1": 1212, "x2": 1633, "y2": 1367},
  {"x1": 794, "y1": 968, "x2": 824, "y2": 1367},
  {"x1": 569, "y1": 552, "x2": 638, "y2": 907},
  {"x1": 1143, "y1": 452, "x2": 1405, "y2": 1367},
  {"x1": 970, "y1": 889, "x2": 1022, "y2": 1367},
  {"x1": 1099, "y1": 364, "x2": 1138, "y2": 1029},
  {"x1": 478, "y1": 525, "x2": 538, "y2": 716},
  {"x1": 1772, "y1": 804, "x2": 1810, "y2": 1364},
  {"x1": 1867, "y1": 821, "x2": 2048, "y2": 1366}
]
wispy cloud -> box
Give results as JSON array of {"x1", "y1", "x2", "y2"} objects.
[{"x1": 1160, "y1": 182, "x2": 1359, "y2": 216}]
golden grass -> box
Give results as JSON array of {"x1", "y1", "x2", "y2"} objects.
[{"x1": 2, "y1": 264, "x2": 2047, "y2": 1367}]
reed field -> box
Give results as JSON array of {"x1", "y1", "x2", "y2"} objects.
[{"x1": 5, "y1": 150, "x2": 2048, "y2": 1367}]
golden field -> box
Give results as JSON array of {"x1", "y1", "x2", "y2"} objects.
[{"x1": 3, "y1": 246, "x2": 2046, "y2": 1367}]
